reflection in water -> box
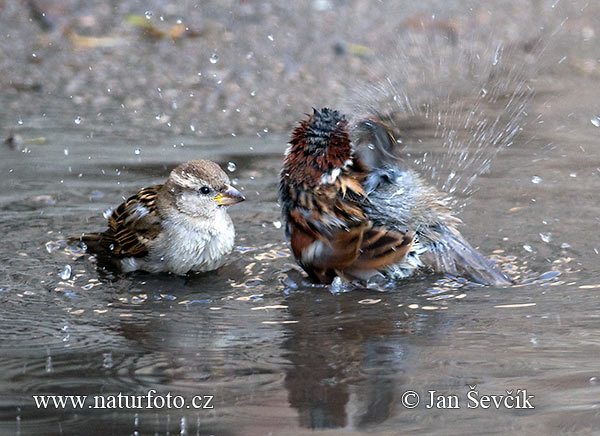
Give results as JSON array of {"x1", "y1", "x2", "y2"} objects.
[{"x1": 281, "y1": 289, "x2": 439, "y2": 430}]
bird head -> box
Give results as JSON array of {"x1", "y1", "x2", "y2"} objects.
[
  {"x1": 282, "y1": 108, "x2": 354, "y2": 188},
  {"x1": 165, "y1": 160, "x2": 245, "y2": 218}
]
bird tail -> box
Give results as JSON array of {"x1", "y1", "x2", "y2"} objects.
[
  {"x1": 420, "y1": 225, "x2": 513, "y2": 286},
  {"x1": 68, "y1": 232, "x2": 123, "y2": 271},
  {"x1": 68, "y1": 232, "x2": 116, "y2": 256}
]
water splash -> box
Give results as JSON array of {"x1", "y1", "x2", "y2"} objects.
[
  {"x1": 343, "y1": 29, "x2": 538, "y2": 210},
  {"x1": 59, "y1": 265, "x2": 72, "y2": 280}
]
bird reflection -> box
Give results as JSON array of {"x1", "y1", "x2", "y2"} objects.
[{"x1": 281, "y1": 287, "x2": 440, "y2": 430}]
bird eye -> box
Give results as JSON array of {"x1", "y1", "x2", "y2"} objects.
[{"x1": 200, "y1": 186, "x2": 210, "y2": 194}]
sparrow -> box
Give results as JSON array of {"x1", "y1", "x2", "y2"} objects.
[
  {"x1": 279, "y1": 108, "x2": 511, "y2": 286},
  {"x1": 74, "y1": 159, "x2": 245, "y2": 275}
]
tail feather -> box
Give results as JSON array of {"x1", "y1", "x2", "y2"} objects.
[
  {"x1": 68, "y1": 232, "x2": 122, "y2": 270},
  {"x1": 420, "y1": 226, "x2": 512, "y2": 286}
]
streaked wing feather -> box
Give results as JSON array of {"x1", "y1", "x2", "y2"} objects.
[
  {"x1": 108, "y1": 185, "x2": 163, "y2": 257},
  {"x1": 350, "y1": 227, "x2": 414, "y2": 271}
]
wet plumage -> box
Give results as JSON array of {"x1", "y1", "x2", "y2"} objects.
[
  {"x1": 74, "y1": 159, "x2": 245, "y2": 275},
  {"x1": 279, "y1": 108, "x2": 511, "y2": 286},
  {"x1": 279, "y1": 108, "x2": 415, "y2": 284}
]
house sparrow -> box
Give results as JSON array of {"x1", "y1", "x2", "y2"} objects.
[
  {"x1": 279, "y1": 108, "x2": 511, "y2": 286},
  {"x1": 74, "y1": 160, "x2": 245, "y2": 275}
]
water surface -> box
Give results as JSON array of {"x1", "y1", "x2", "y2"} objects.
[{"x1": 1, "y1": 87, "x2": 599, "y2": 435}]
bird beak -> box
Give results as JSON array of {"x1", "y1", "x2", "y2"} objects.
[{"x1": 213, "y1": 186, "x2": 245, "y2": 206}]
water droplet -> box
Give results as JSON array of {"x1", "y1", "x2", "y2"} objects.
[
  {"x1": 569, "y1": 172, "x2": 577, "y2": 178},
  {"x1": 45, "y1": 241, "x2": 61, "y2": 253},
  {"x1": 492, "y1": 43, "x2": 502, "y2": 66},
  {"x1": 231, "y1": 178, "x2": 239, "y2": 185},
  {"x1": 250, "y1": 90, "x2": 256, "y2": 97},
  {"x1": 45, "y1": 356, "x2": 53, "y2": 373},
  {"x1": 267, "y1": 34, "x2": 274, "y2": 41},
  {"x1": 59, "y1": 265, "x2": 72, "y2": 280},
  {"x1": 539, "y1": 232, "x2": 552, "y2": 243},
  {"x1": 155, "y1": 114, "x2": 161, "y2": 120},
  {"x1": 227, "y1": 162, "x2": 236, "y2": 172},
  {"x1": 263, "y1": 128, "x2": 269, "y2": 133},
  {"x1": 591, "y1": 116, "x2": 600, "y2": 127},
  {"x1": 74, "y1": 116, "x2": 81, "y2": 125},
  {"x1": 561, "y1": 242, "x2": 570, "y2": 249},
  {"x1": 144, "y1": 10, "x2": 153, "y2": 19},
  {"x1": 134, "y1": 148, "x2": 141, "y2": 155},
  {"x1": 63, "y1": 148, "x2": 69, "y2": 156},
  {"x1": 272, "y1": 220, "x2": 282, "y2": 229},
  {"x1": 531, "y1": 175, "x2": 542, "y2": 184},
  {"x1": 523, "y1": 244, "x2": 533, "y2": 253},
  {"x1": 17, "y1": 119, "x2": 23, "y2": 125},
  {"x1": 190, "y1": 124, "x2": 195, "y2": 132},
  {"x1": 590, "y1": 376, "x2": 598, "y2": 384},
  {"x1": 209, "y1": 53, "x2": 219, "y2": 64}
]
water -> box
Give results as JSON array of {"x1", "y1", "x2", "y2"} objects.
[{"x1": 2, "y1": 87, "x2": 600, "y2": 436}]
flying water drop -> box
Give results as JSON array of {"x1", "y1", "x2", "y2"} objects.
[
  {"x1": 531, "y1": 175, "x2": 542, "y2": 184},
  {"x1": 209, "y1": 53, "x2": 219, "y2": 64},
  {"x1": 539, "y1": 232, "x2": 552, "y2": 243},
  {"x1": 227, "y1": 162, "x2": 236, "y2": 172}
]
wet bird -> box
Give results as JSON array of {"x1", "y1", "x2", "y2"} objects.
[
  {"x1": 74, "y1": 160, "x2": 245, "y2": 275},
  {"x1": 279, "y1": 108, "x2": 511, "y2": 286}
]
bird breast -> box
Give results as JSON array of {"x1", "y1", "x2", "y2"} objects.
[{"x1": 147, "y1": 208, "x2": 235, "y2": 274}]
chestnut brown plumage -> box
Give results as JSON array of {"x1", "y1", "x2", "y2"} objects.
[
  {"x1": 279, "y1": 108, "x2": 512, "y2": 286},
  {"x1": 279, "y1": 108, "x2": 414, "y2": 284}
]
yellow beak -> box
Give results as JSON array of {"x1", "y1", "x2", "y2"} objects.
[{"x1": 213, "y1": 186, "x2": 245, "y2": 206}]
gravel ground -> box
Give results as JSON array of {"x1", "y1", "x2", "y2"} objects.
[{"x1": 1, "y1": 0, "x2": 599, "y2": 139}]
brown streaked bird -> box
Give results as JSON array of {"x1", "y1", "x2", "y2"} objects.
[
  {"x1": 278, "y1": 108, "x2": 415, "y2": 284},
  {"x1": 74, "y1": 160, "x2": 245, "y2": 275},
  {"x1": 279, "y1": 108, "x2": 511, "y2": 286}
]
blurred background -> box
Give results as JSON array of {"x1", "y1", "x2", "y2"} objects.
[{"x1": 2, "y1": 0, "x2": 599, "y2": 137}]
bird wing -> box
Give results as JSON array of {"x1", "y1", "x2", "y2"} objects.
[
  {"x1": 351, "y1": 118, "x2": 405, "y2": 170},
  {"x1": 106, "y1": 185, "x2": 164, "y2": 258},
  {"x1": 285, "y1": 174, "x2": 413, "y2": 284},
  {"x1": 353, "y1": 118, "x2": 511, "y2": 285}
]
